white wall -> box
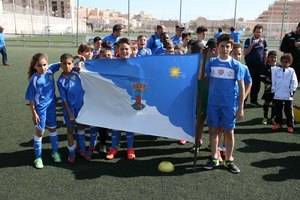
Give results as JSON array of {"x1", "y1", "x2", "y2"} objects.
[{"x1": 0, "y1": 12, "x2": 87, "y2": 34}]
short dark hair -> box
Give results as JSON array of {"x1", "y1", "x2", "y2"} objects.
[
  {"x1": 113, "y1": 24, "x2": 123, "y2": 32},
  {"x1": 77, "y1": 44, "x2": 92, "y2": 54},
  {"x1": 117, "y1": 37, "x2": 130, "y2": 45},
  {"x1": 93, "y1": 36, "x2": 101, "y2": 43},
  {"x1": 60, "y1": 53, "x2": 73, "y2": 62},
  {"x1": 206, "y1": 38, "x2": 217, "y2": 49},
  {"x1": 297, "y1": 22, "x2": 300, "y2": 28},
  {"x1": 137, "y1": 35, "x2": 147, "y2": 40},
  {"x1": 253, "y1": 24, "x2": 263, "y2": 32},
  {"x1": 176, "y1": 25, "x2": 185, "y2": 31},
  {"x1": 196, "y1": 26, "x2": 208, "y2": 33},
  {"x1": 232, "y1": 43, "x2": 242, "y2": 50},
  {"x1": 217, "y1": 34, "x2": 234, "y2": 45},
  {"x1": 230, "y1": 27, "x2": 235, "y2": 32},
  {"x1": 280, "y1": 53, "x2": 293, "y2": 64},
  {"x1": 267, "y1": 50, "x2": 277, "y2": 57},
  {"x1": 182, "y1": 32, "x2": 191, "y2": 39},
  {"x1": 188, "y1": 39, "x2": 205, "y2": 53}
]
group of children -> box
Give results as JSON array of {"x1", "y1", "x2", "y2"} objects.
[{"x1": 25, "y1": 26, "x2": 298, "y2": 172}]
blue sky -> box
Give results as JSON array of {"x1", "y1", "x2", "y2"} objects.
[{"x1": 79, "y1": 0, "x2": 276, "y2": 22}]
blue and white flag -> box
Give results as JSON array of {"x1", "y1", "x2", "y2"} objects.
[{"x1": 76, "y1": 54, "x2": 200, "y2": 142}]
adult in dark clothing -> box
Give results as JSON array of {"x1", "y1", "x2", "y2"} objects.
[
  {"x1": 280, "y1": 22, "x2": 300, "y2": 82},
  {"x1": 244, "y1": 24, "x2": 267, "y2": 106}
]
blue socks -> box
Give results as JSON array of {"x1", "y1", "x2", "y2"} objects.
[
  {"x1": 49, "y1": 131, "x2": 59, "y2": 154},
  {"x1": 33, "y1": 136, "x2": 42, "y2": 159},
  {"x1": 111, "y1": 131, "x2": 134, "y2": 149},
  {"x1": 89, "y1": 127, "x2": 98, "y2": 149},
  {"x1": 77, "y1": 130, "x2": 86, "y2": 153},
  {"x1": 111, "y1": 130, "x2": 120, "y2": 149},
  {"x1": 126, "y1": 132, "x2": 134, "y2": 148}
]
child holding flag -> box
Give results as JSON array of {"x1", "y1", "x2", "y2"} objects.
[
  {"x1": 106, "y1": 38, "x2": 137, "y2": 160},
  {"x1": 57, "y1": 53, "x2": 90, "y2": 163}
]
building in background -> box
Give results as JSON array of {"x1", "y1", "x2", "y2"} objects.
[
  {"x1": 256, "y1": 0, "x2": 300, "y2": 39},
  {"x1": 1, "y1": 0, "x2": 72, "y2": 18}
]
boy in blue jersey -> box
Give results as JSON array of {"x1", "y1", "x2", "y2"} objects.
[
  {"x1": 230, "y1": 27, "x2": 241, "y2": 44},
  {"x1": 106, "y1": 38, "x2": 137, "y2": 160},
  {"x1": 171, "y1": 25, "x2": 184, "y2": 46},
  {"x1": 231, "y1": 43, "x2": 252, "y2": 98},
  {"x1": 204, "y1": 34, "x2": 245, "y2": 174},
  {"x1": 25, "y1": 53, "x2": 62, "y2": 169},
  {"x1": 57, "y1": 53, "x2": 90, "y2": 163},
  {"x1": 136, "y1": 35, "x2": 152, "y2": 56},
  {"x1": 103, "y1": 24, "x2": 123, "y2": 47},
  {"x1": 147, "y1": 25, "x2": 165, "y2": 54},
  {"x1": 0, "y1": 26, "x2": 9, "y2": 66}
]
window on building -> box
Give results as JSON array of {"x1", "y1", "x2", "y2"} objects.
[
  {"x1": 51, "y1": 1, "x2": 58, "y2": 17},
  {"x1": 61, "y1": 1, "x2": 65, "y2": 18}
]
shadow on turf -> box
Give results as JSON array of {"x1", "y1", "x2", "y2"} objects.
[
  {"x1": 251, "y1": 156, "x2": 300, "y2": 181},
  {"x1": 0, "y1": 146, "x2": 211, "y2": 179},
  {"x1": 238, "y1": 138, "x2": 300, "y2": 153},
  {"x1": 238, "y1": 139, "x2": 300, "y2": 181}
]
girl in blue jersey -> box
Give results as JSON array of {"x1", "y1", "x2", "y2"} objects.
[
  {"x1": 57, "y1": 53, "x2": 90, "y2": 163},
  {"x1": 25, "y1": 53, "x2": 61, "y2": 169}
]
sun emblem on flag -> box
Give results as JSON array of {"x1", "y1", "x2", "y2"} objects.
[{"x1": 169, "y1": 67, "x2": 181, "y2": 78}]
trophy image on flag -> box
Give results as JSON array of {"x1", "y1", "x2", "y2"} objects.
[{"x1": 132, "y1": 82, "x2": 146, "y2": 110}]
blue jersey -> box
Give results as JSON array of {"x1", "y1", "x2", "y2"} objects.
[
  {"x1": 241, "y1": 63, "x2": 252, "y2": 85},
  {"x1": 147, "y1": 33, "x2": 163, "y2": 54},
  {"x1": 0, "y1": 33, "x2": 5, "y2": 48},
  {"x1": 205, "y1": 57, "x2": 243, "y2": 107},
  {"x1": 25, "y1": 63, "x2": 60, "y2": 111},
  {"x1": 171, "y1": 35, "x2": 182, "y2": 46},
  {"x1": 137, "y1": 47, "x2": 152, "y2": 57},
  {"x1": 57, "y1": 71, "x2": 84, "y2": 111},
  {"x1": 103, "y1": 34, "x2": 119, "y2": 46},
  {"x1": 230, "y1": 31, "x2": 241, "y2": 43},
  {"x1": 214, "y1": 32, "x2": 222, "y2": 40}
]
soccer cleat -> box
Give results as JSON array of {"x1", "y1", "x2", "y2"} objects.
[
  {"x1": 34, "y1": 158, "x2": 44, "y2": 169},
  {"x1": 203, "y1": 157, "x2": 220, "y2": 170},
  {"x1": 127, "y1": 148, "x2": 136, "y2": 160},
  {"x1": 224, "y1": 160, "x2": 240, "y2": 174},
  {"x1": 52, "y1": 152, "x2": 62, "y2": 163},
  {"x1": 272, "y1": 123, "x2": 281, "y2": 131},
  {"x1": 88, "y1": 146, "x2": 97, "y2": 154},
  {"x1": 106, "y1": 148, "x2": 118, "y2": 160},
  {"x1": 99, "y1": 144, "x2": 107, "y2": 154},
  {"x1": 262, "y1": 118, "x2": 268, "y2": 125},
  {"x1": 287, "y1": 127, "x2": 294, "y2": 134},
  {"x1": 79, "y1": 150, "x2": 91, "y2": 161},
  {"x1": 178, "y1": 140, "x2": 187, "y2": 145},
  {"x1": 68, "y1": 154, "x2": 76, "y2": 164}
]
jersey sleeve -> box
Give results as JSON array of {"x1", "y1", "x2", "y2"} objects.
[
  {"x1": 235, "y1": 62, "x2": 243, "y2": 81},
  {"x1": 57, "y1": 78, "x2": 67, "y2": 102},
  {"x1": 244, "y1": 66, "x2": 252, "y2": 85},
  {"x1": 146, "y1": 35, "x2": 154, "y2": 49},
  {"x1": 48, "y1": 62, "x2": 61, "y2": 73},
  {"x1": 205, "y1": 59, "x2": 211, "y2": 78},
  {"x1": 25, "y1": 77, "x2": 36, "y2": 101},
  {"x1": 244, "y1": 38, "x2": 250, "y2": 49}
]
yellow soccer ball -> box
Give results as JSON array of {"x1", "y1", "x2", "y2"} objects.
[
  {"x1": 158, "y1": 161, "x2": 175, "y2": 173},
  {"x1": 294, "y1": 106, "x2": 300, "y2": 123}
]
